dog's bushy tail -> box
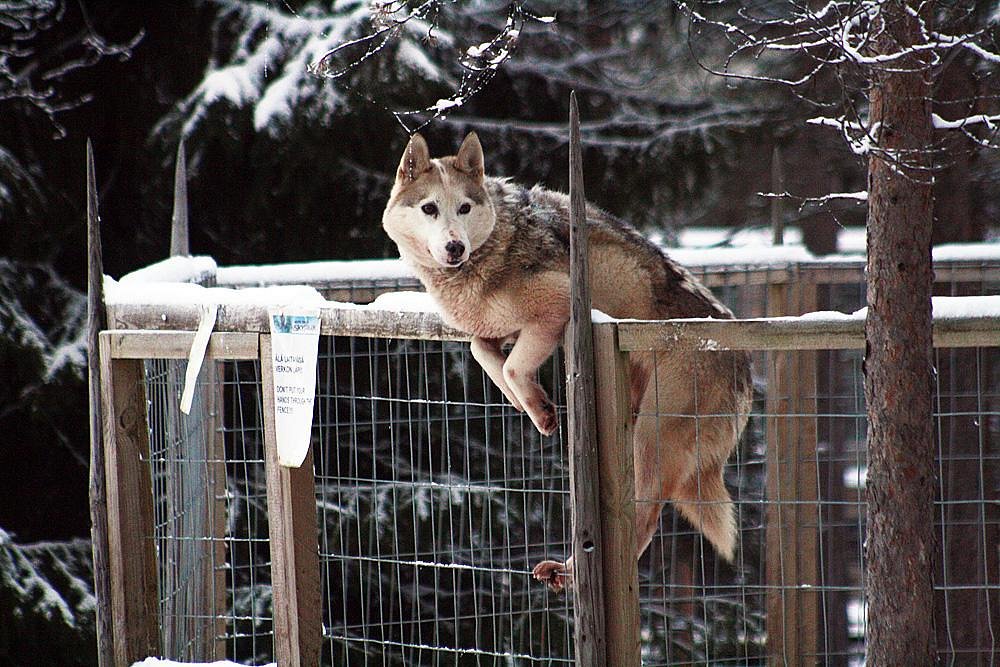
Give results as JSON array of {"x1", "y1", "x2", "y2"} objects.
[{"x1": 674, "y1": 465, "x2": 736, "y2": 562}]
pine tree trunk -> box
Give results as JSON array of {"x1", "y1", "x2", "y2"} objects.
[{"x1": 864, "y1": 2, "x2": 937, "y2": 664}]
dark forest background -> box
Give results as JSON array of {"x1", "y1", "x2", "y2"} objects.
[{"x1": 0, "y1": 1, "x2": 996, "y2": 663}]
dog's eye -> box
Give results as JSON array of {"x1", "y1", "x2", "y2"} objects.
[
  {"x1": 421, "y1": 203, "x2": 438, "y2": 216},
  {"x1": 457, "y1": 203, "x2": 472, "y2": 215}
]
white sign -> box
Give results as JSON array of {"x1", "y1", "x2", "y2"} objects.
[{"x1": 268, "y1": 307, "x2": 321, "y2": 467}]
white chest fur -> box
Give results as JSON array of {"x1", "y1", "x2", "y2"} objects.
[{"x1": 426, "y1": 278, "x2": 519, "y2": 340}]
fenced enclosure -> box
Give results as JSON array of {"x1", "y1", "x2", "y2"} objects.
[{"x1": 95, "y1": 254, "x2": 1000, "y2": 666}]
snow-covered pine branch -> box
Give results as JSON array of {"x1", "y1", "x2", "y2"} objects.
[
  {"x1": 0, "y1": 529, "x2": 96, "y2": 640},
  {"x1": 0, "y1": 259, "x2": 87, "y2": 383},
  {"x1": 681, "y1": 0, "x2": 1000, "y2": 175},
  {"x1": 307, "y1": 0, "x2": 554, "y2": 130},
  {"x1": 168, "y1": 0, "x2": 447, "y2": 137},
  {"x1": 0, "y1": 0, "x2": 140, "y2": 127},
  {"x1": 167, "y1": 0, "x2": 557, "y2": 137}
]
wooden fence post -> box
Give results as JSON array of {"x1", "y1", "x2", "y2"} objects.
[
  {"x1": 86, "y1": 139, "x2": 116, "y2": 667},
  {"x1": 565, "y1": 90, "x2": 608, "y2": 667},
  {"x1": 765, "y1": 279, "x2": 820, "y2": 665},
  {"x1": 100, "y1": 334, "x2": 161, "y2": 664},
  {"x1": 593, "y1": 323, "x2": 641, "y2": 665},
  {"x1": 260, "y1": 334, "x2": 323, "y2": 666},
  {"x1": 170, "y1": 138, "x2": 190, "y2": 257}
]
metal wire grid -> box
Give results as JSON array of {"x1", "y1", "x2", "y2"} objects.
[
  {"x1": 636, "y1": 344, "x2": 999, "y2": 666},
  {"x1": 312, "y1": 335, "x2": 574, "y2": 666},
  {"x1": 933, "y1": 345, "x2": 1000, "y2": 663},
  {"x1": 144, "y1": 358, "x2": 274, "y2": 664},
  {"x1": 312, "y1": 276, "x2": 423, "y2": 305},
  {"x1": 131, "y1": 260, "x2": 999, "y2": 666},
  {"x1": 634, "y1": 348, "x2": 766, "y2": 666},
  {"x1": 220, "y1": 360, "x2": 274, "y2": 663}
]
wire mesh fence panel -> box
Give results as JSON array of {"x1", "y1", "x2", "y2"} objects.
[
  {"x1": 932, "y1": 346, "x2": 1000, "y2": 664},
  {"x1": 118, "y1": 256, "x2": 1000, "y2": 667},
  {"x1": 313, "y1": 335, "x2": 574, "y2": 666},
  {"x1": 633, "y1": 345, "x2": 765, "y2": 667},
  {"x1": 145, "y1": 358, "x2": 215, "y2": 660},
  {"x1": 143, "y1": 358, "x2": 275, "y2": 664},
  {"x1": 221, "y1": 360, "x2": 274, "y2": 664},
  {"x1": 636, "y1": 342, "x2": 1000, "y2": 666}
]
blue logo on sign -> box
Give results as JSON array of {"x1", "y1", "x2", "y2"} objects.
[{"x1": 271, "y1": 314, "x2": 319, "y2": 334}]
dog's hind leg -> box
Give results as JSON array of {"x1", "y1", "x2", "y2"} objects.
[
  {"x1": 532, "y1": 556, "x2": 572, "y2": 593},
  {"x1": 631, "y1": 416, "x2": 736, "y2": 562},
  {"x1": 632, "y1": 410, "x2": 690, "y2": 558}
]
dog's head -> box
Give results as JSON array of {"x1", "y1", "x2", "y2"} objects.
[{"x1": 382, "y1": 132, "x2": 495, "y2": 269}]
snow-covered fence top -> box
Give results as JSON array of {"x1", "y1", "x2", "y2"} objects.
[
  {"x1": 118, "y1": 241, "x2": 1000, "y2": 290},
  {"x1": 104, "y1": 250, "x2": 1000, "y2": 349}
]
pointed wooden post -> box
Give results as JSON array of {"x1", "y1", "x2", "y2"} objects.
[
  {"x1": 89, "y1": 142, "x2": 159, "y2": 664},
  {"x1": 170, "y1": 139, "x2": 190, "y2": 257},
  {"x1": 566, "y1": 91, "x2": 608, "y2": 667},
  {"x1": 86, "y1": 140, "x2": 115, "y2": 667}
]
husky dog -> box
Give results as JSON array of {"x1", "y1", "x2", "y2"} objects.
[{"x1": 382, "y1": 132, "x2": 752, "y2": 591}]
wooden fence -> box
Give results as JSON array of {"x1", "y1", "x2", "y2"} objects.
[{"x1": 93, "y1": 254, "x2": 1000, "y2": 664}]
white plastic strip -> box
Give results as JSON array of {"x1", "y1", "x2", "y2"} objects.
[
  {"x1": 179, "y1": 303, "x2": 218, "y2": 415},
  {"x1": 267, "y1": 307, "x2": 321, "y2": 467}
]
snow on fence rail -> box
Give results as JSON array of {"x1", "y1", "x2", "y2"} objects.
[{"x1": 97, "y1": 256, "x2": 1000, "y2": 666}]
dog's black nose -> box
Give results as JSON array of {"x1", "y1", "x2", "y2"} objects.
[{"x1": 445, "y1": 240, "x2": 465, "y2": 263}]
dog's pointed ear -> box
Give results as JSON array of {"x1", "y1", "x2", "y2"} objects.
[
  {"x1": 454, "y1": 132, "x2": 484, "y2": 182},
  {"x1": 397, "y1": 133, "x2": 431, "y2": 184}
]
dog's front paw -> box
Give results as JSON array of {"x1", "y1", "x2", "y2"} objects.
[
  {"x1": 529, "y1": 399, "x2": 558, "y2": 436},
  {"x1": 532, "y1": 559, "x2": 570, "y2": 593}
]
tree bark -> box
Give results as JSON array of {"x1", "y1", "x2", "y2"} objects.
[{"x1": 864, "y1": 2, "x2": 937, "y2": 665}]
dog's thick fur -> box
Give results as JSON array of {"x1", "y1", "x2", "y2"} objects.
[{"x1": 382, "y1": 132, "x2": 753, "y2": 591}]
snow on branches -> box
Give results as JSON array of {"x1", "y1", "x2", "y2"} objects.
[
  {"x1": 0, "y1": 0, "x2": 141, "y2": 130},
  {"x1": 679, "y1": 1, "x2": 1000, "y2": 75},
  {"x1": 177, "y1": 1, "x2": 386, "y2": 136},
  {"x1": 308, "y1": 1, "x2": 553, "y2": 131},
  {"x1": 173, "y1": 0, "x2": 555, "y2": 136},
  {"x1": 0, "y1": 528, "x2": 96, "y2": 637},
  {"x1": 680, "y1": 0, "x2": 1000, "y2": 197}
]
